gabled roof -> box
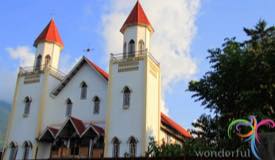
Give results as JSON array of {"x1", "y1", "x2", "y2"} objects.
[
  {"x1": 85, "y1": 57, "x2": 109, "y2": 80},
  {"x1": 70, "y1": 117, "x2": 86, "y2": 135},
  {"x1": 34, "y1": 19, "x2": 64, "y2": 48},
  {"x1": 38, "y1": 127, "x2": 58, "y2": 141},
  {"x1": 80, "y1": 124, "x2": 104, "y2": 138},
  {"x1": 120, "y1": 1, "x2": 154, "y2": 33},
  {"x1": 161, "y1": 113, "x2": 192, "y2": 138},
  {"x1": 52, "y1": 56, "x2": 108, "y2": 96},
  {"x1": 55, "y1": 116, "x2": 86, "y2": 137}
]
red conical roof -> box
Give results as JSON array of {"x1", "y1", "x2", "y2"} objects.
[
  {"x1": 120, "y1": 1, "x2": 154, "y2": 33},
  {"x1": 34, "y1": 19, "x2": 64, "y2": 48}
]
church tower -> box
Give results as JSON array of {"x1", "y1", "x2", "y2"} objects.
[
  {"x1": 105, "y1": 1, "x2": 161, "y2": 157},
  {"x1": 4, "y1": 19, "x2": 64, "y2": 159},
  {"x1": 33, "y1": 19, "x2": 64, "y2": 70}
]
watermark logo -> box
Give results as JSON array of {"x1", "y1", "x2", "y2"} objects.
[{"x1": 228, "y1": 116, "x2": 275, "y2": 160}]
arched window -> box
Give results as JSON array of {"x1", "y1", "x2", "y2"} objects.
[
  {"x1": 45, "y1": 55, "x2": 51, "y2": 66},
  {"x1": 23, "y1": 141, "x2": 32, "y2": 160},
  {"x1": 112, "y1": 137, "x2": 120, "y2": 158},
  {"x1": 80, "y1": 82, "x2": 88, "y2": 99},
  {"x1": 123, "y1": 42, "x2": 127, "y2": 58},
  {"x1": 93, "y1": 96, "x2": 100, "y2": 114},
  {"x1": 123, "y1": 86, "x2": 131, "y2": 109},
  {"x1": 128, "y1": 137, "x2": 137, "y2": 157},
  {"x1": 35, "y1": 55, "x2": 42, "y2": 70},
  {"x1": 66, "y1": 98, "x2": 73, "y2": 117},
  {"x1": 138, "y1": 40, "x2": 145, "y2": 54},
  {"x1": 9, "y1": 142, "x2": 18, "y2": 160},
  {"x1": 128, "y1": 40, "x2": 135, "y2": 56},
  {"x1": 23, "y1": 97, "x2": 32, "y2": 117}
]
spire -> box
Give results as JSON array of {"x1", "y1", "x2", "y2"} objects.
[
  {"x1": 120, "y1": 1, "x2": 154, "y2": 33},
  {"x1": 34, "y1": 19, "x2": 64, "y2": 48}
]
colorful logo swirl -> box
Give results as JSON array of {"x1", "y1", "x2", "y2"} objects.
[{"x1": 228, "y1": 116, "x2": 275, "y2": 160}]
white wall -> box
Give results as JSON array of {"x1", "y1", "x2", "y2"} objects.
[
  {"x1": 34, "y1": 42, "x2": 62, "y2": 69},
  {"x1": 105, "y1": 60, "x2": 146, "y2": 157},
  {"x1": 4, "y1": 62, "x2": 108, "y2": 160},
  {"x1": 123, "y1": 26, "x2": 152, "y2": 53},
  {"x1": 43, "y1": 63, "x2": 108, "y2": 129},
  {"x1": 145, "y1": 58, "x2": 161, "y2": 147},
  {"x1": 5, "y1": 74, "x2": 45, "y2": 160}
]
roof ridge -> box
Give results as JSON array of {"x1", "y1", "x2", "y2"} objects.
[
  {"x1": 120, "y1": 1, "x2": 154, "y2": 33},
  {"x1": 34, "y1": 19, "x2": 64, "y2": 48}
]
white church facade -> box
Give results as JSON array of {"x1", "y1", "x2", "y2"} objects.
[{"x1": 2, "y1": 1, "x2": 192, "y2": 159}]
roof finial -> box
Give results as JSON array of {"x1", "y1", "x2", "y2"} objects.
[
  {"x1": 120, "y1": 0, "x2": 154, "y2": 33},
  {"x1": 49, "y1": 9, "x2": 55, "y2": 20}
]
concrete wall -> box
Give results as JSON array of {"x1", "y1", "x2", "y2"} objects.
[
  {"x1": 34, "y1": 42, "x2": 62, "y2": 69},
  {"x1": 105, "y1": 60, "x2": 145, "y2": 157},
  {"x1": 43, "y1": 63, "x2": 107, "y2": 129},
  {"x1": 123, "y1": 26, "x2": 152, "y2": 53}
]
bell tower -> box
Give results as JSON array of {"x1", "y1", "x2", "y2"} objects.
[
  {"x1": 105, "y1": 1, "x2": 161, "y2": 158},
  {"x1": 33, "y1": 19, "x2": 64, "y2": 70},
  {"x1": 3, "y1": 19, "x2": 65, "y2": 160},
  {"x1": 121, "y1": 0, "x2": 154, "y2": 57}
]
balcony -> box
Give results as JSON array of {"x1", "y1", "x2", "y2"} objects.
[
  {"x1": 19, "y1": 65, "x2": 66, "y2": 81},
  {"x1": 110, "y1": 49, "x2": 160, "y2": 66}
]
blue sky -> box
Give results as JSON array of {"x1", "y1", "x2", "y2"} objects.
[{"x1": 0, "y1": 0, "x2": 274, "y2": 129}]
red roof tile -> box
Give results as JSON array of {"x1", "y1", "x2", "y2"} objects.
[
  {"x1": 161, "y1": 113, "x2": 192, "y2": 138},
  {"x1": 85, "y1": 57, "x2": 109, "y2": 80},
  {"x1": 70, "y1": 117, "x2": 86, "y2": 135},
  {"x1": 93, "y1": 125, "x2": 105, "y2": 136},
  {"x1": 120, "y1": 1, "x2": 154, "y2": 33},
  {"x1": 48, "y1": 127, "x2": 59, "y2": 136},
  {"x1": 34, "y1": 19, "x2": 64, "y2": 48}
]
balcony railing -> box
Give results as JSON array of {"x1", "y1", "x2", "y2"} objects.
[
  {"x1": 19, "y1": 65, "x2": 66, "y2": 80},
  {"x1": 110, "y1": 49, "x2": 160, "y2": 66}
]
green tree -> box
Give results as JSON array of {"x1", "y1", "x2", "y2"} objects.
[{"x1": 188, "y1": 20, "x2": 275, "y2": 149}]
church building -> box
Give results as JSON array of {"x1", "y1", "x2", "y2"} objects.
[{"x1": 2, "y1": 1, "x2": 192, "y2": 159}]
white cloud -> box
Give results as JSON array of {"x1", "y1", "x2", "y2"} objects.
[
  {"x1": 0, "y1": 46, "x2": 35, "y2": 102},
  {"x1": 102, "y1": 0, "x2": 201, "y2": 113},
  {"x1": 59, "y1": 53, "x2": 82, "y2": 73},
  {"x1": 6, "y1": 46, "x2": 35, "y2": 66}
]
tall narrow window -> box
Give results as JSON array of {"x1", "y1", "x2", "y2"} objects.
[
  {"x1": 128, "y1": 40, "x2": 135, "y2": 56},
  {"x1": 45, "y1": 55, "x2": 51, "y2": 66},
  {"x1": 80, "y1": 82, "x2": 88, "y2": 99},
  {"x1": 9, "y1": 142, "x2": 17, "y2": 160},
  {"x1": 66, "y1": 98, "x2": 73, "y2": 117},
  {"x1": 123, "y1": 42, "x2": 127, "y2": 58},
  {"x1": 93, "y1": 96, "x2": 100, "y2": 114},
  {"x1": 112, "y1": 137, "x2": 120, "y2": 158},
  {"x1": 23, "y1": 97, "x2": 32, "y2": 117},
  {"x1": 138, "y1": 40, "x2": 145, "y2": 54},
  {"x1": 123, "y1": 86, "x2": 131, "y2": 109},
  {"x1": 35, "y1": 55, "x2": 42, "y2": 70},
  {"x1": 23, "y1": 141, "x2": 32, "y2": 160},
  {"x1": 128, "y1": 137, "x2": 137, "y2": 157}
]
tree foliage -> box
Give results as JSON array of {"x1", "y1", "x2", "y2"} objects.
[{"x1": 188, "y1": 20, "x2": 275, "y2": 149}]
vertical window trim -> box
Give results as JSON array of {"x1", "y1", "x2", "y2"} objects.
[
  {"x1": 9, "y1": 142, "x2": 18, "y2": 160},
  {"x1": 122, "y1": 86, "x2": 131, "y2": 109},
  {"x1": 112, "y1": 137, "x2": 120, "y2": 158},
  {"x1": 23, "y1": 141, "x2": 32, "y2": 160},
  {"x1": 80, "y1": 82, "x2": 88, "y2": 99},
  {"x1": 23, "y1": 97, "x2": 32, "y2": 118},
  {"x1": 128, "y1": 40, "x2": 135, "y2": 56},
  {"x1": 45, "y1": 55, "x2": 51, "y2": 66},
  {"x1": 35, "y1": 55, "x2": 42, "y2": 71},
  {"x1": 138, "y1": 40, "x2": 145, "y2": 54},
  {"x1": 93, "y1": 96, "x2": 100, "y2": 114},
  {"x1": 66, "y1": 98, "x2": 73, "y2": 117},
  {"x1": 128, "y1": 137, "x2": 137, "y2": 157}
]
